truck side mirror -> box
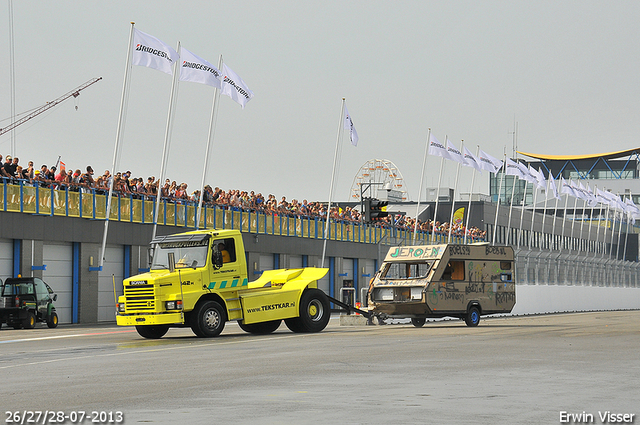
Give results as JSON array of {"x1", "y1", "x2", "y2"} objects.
[
  {"x1": 53, "y1": 294, "x2": 57, "y2": 302},
  {"x1": 168, "y1": 252, "x2": 176, "y2": 273}
]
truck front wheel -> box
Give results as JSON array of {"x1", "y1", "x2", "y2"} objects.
[
  {"x1": 297, "y1": 288, "x2": 330, "y2": 333},
  {"x1": 136, "y1": 325, "x2": 169, "y2": 339},
  {"x1": 191, "y1": 300, "x2": 226, "y2": 337}
]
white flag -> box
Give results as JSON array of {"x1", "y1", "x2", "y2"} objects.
[
  {"x1": 446, "y1": 139, "x2": 465, "y2": 165},
  {"x1": 531, "y1": 166, "x2": 546, "y2": 189},
  {"x1": 428, "y1": 133, "x2": 450, "y2": 160},
  {"x1": 132, "y1": 28, "x2": 179, "y2": 75},
  {"x1": 221, "y1": 63, "x2": 254, "y2": 109},
  {"x1": 548, "y1": 174, "x2": 560, "y2": 199},
  {"x1": 344, "y1": 104, "x2": 359, "y2": 146},
  {"x1": 561, "y1": 178, "x2": 579, "y2": 198},
  {"x1": 478, "y1": 149, "x2": 503, "y2": 174},
  {"x1": 179, "y1": 48, "x2": 222, "y2": 89},
  {"x1": 505, "y1": 158, "x2": 526, "y2": 179},
  {"x1": 462, "y1": 146, "x2": 482, "y2": 172}
]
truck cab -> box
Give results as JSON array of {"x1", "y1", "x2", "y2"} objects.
[
  {"x1": 116, "y1": 229, "x2": 331, "y2": 339},
  {"x1": 0, "y1": 277, "x2": 59, "y2": 329},
  {"x1": 368, "y1": 243, "x2": 516, "y2": 327}
]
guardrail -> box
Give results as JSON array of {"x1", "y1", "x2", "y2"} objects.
[{"x1": 0, "y1": 179, "x2": 478, "y2": 246}]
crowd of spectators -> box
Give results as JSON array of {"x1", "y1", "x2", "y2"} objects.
[{"x1": 1, "y1": 153, "x2": 485, "y2": 239}]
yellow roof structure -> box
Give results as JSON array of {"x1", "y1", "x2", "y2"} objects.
[{"x1": 517, "y1": 148, "x2": 640, "y2": 161}]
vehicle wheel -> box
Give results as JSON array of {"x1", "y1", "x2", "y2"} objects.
[
  {"x1": 297, "y1": 289, "x2": 330, "y2": 333},
  {"x1": 411, "y1": 317, "x2": 426, "y2": 328},
  {"x1": 23, "y1": 311, "x2": 36, "y2": 329},
  {"x1": 135, "y1": 325, "x2": 169, "y2": 339},
  {"x1": 238, "y1": 319, "x2": 281, "y2": 334},
  {"x1": 465, "y1": 306, "x2": 481, "y2": 327},
  {"x1": 47, "y1": 311, "x2": 59, "y2": 328},
  {"x1": 191, "y1": 301, "x2": 226, "y2": 337},
  {"x1": 284, "y1": 317, "x2": 305, "y2": 333}
]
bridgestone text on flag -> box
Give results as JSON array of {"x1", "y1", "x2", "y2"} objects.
[
  {"x1": 221, "y1": 63, "x2": 254, "y2": 109},
  {"x1": 132, "y1": 29, "x2": 179, "y2": 75},
  {"x1": 179, "y1": 48, "x2": 222, "y2": 89}
]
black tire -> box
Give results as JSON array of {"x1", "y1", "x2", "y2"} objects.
[
  {"x1": 190, "y1": 300, "x2": 226, "y2": 337},
  {"x1": 23, "y1": 311, "x2": 36, "y2": 329},
  {"x1": 238, "y1": 319, "x2": 281, "y2": 335},
  {"x1": 135, "y1": 325, "x2": 169, "y2": 339},
  {"x1": 465, "y1": 306, "x2": 481, "y2": 327},
  {"x1": 411, "y1": 317, "x2": 426, "y2": 328},
  {"x1": 297, "y1": 288, "x2": 330, "y2": 333},
  {"x1": 284, "y1": 317, "x2": 305, "y2": 333},
  {"x1": 47, "y1": 311, "x2": 59, "y2": 328}
]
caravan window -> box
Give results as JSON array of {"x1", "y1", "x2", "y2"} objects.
[
  {"x1": 442, "y1": 260, "x2": 465, "y2": 281},
  {"x1": 381, "y1": 261, "x2": 433, "y2": 280}
]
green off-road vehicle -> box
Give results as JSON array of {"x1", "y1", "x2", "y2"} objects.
[{"x1": 0, "y1": 277, "x2": 59, "y2": 329}]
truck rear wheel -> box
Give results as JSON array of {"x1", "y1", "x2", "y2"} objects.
[
  {"x1": 47, "y1": 311, "x2": 59, "y2": 328},
  {"x1": 296, "y1": 288, "x2": 330, "y2": 333},
  {"x1": 411, "y1": 318, "x2": 426, "y2": 328},
  {"x1": 191, "y1": 300, "x2": 226, "y2": 337},
  {"x1": 135, "y1": 325, "x2": 169, "y2": 339},
  {"x1": 465, "y1": 306, "x2": 481, "y2": 327},
  {"x1": 23, "y1": 311, "x2": 36, "y2": 329},
  {"x1": 238, "y1": 319, "x2": 281, "y2": 335}
]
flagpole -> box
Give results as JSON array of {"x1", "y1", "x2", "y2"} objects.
[
  {"x1": 569, "y1": 193, "x2": 579, "y2": 252},
  {"x1": 594, "y1": 188, "x2": 603, "y2": 255},
  {"x1": 321, "y1": 98, "x2": 345, "y2": 268},
  {"x1": 447, "y1": 140, "x2": 463, "y2": 243},
  {"x1": 492, "y1": 153, "x2": 506, "y2": 245},
  {"x1": 196, "y1": 55, "x2": 223, "y2": 229},
  {"x1": 413, "y1": 128, "x2": 430, "y2": 244},
  {"x1": 602, "y1": 202, "x2": 611, "y2": 259},
  {"x1": 527, "y1": 177, "x2": 540, "y2": 249},
  {"x1": 615, "y1": 194, "x2": 623, "y2": 261},
  {"x1": 464, "y1": 146, "x2": 479, "y2": 244},
  {"x1": 559, "y1": 190, "x2": 570, "y2": 255},
  {"x1": 540, "y1": 174, "x2": 551, "y2": 250},
  {"x1": 431, "y1": 153, "x2": 446, "y2": 244},
  {"x1": 587, "y1": 186, "x2": 597, "y2": 255},
  {"x1": 506, "y1": 163, "x2": 518, "y2": 245},
  {"x1": 99, "y1": 22, "x2": 135, "y2": 270},
  {"x1": 517, "y1": 179, "x2": 529, "y2": 249},
  {"x1": 151, "y1": 42, "x2": 182, "y2": 241}
]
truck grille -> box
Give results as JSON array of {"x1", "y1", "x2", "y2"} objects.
[{"x1": 124, "y1": 284, "x2": 156, "y2": 311}]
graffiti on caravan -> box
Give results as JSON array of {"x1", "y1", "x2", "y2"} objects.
[{"x1": 388, "y1": 246, "x2": 444, "y2": 259}]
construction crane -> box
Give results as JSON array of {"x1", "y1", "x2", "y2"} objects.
[{"x1": 0, "y1": 77, "x2": 102, "y2": 137}]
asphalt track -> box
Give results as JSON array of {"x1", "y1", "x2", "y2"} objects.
[{"x1": 1, "y1": 311, "x2": 638, "y2": 425}]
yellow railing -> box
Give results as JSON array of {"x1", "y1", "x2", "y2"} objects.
[{"x1": 1, "y1": 180, "x2": 482, "y2": 245}]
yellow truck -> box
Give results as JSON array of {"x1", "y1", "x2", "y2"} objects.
[
  {"x1": 116, "y1": 229, "x2": 330, "y2": 339},
  {"x1": 368, "y1": 243, "x2": 516, "y2": 327}
]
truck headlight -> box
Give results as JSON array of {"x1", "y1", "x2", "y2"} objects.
[
  {"x1": 165, "y1": 300, "x2": 183, "y2": 310},
  {"x1": 117, "y1": 303, "x2": 125, "y2": 313}
]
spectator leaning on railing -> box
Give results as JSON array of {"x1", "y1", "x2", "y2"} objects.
[{"x1": 1, "y1": 153, "x2": 486, "y2": 239}]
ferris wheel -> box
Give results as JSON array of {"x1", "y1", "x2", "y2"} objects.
[{"x1": 349, "y1": 159, "x2": 410, "y2": 202}]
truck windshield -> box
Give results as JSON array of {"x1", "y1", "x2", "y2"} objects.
[
  {"x1": 381, "y1": 261, "x2": 434, "y2": 280},
  {"x1": 151, "y1": 240, "x2": 209, "y2": 270}
]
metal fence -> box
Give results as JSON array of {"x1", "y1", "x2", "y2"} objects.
[{"x1": 515, "y1": 248, "x2": 639, "y2": 288}]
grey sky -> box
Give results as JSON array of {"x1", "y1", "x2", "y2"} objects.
[{"x1": 1, "y1": 1, "x2": 639, "y2": 203}]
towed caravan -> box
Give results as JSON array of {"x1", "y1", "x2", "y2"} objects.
[{"x1": 368, "y1": 243, "x2": 516, "y2": 327}]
